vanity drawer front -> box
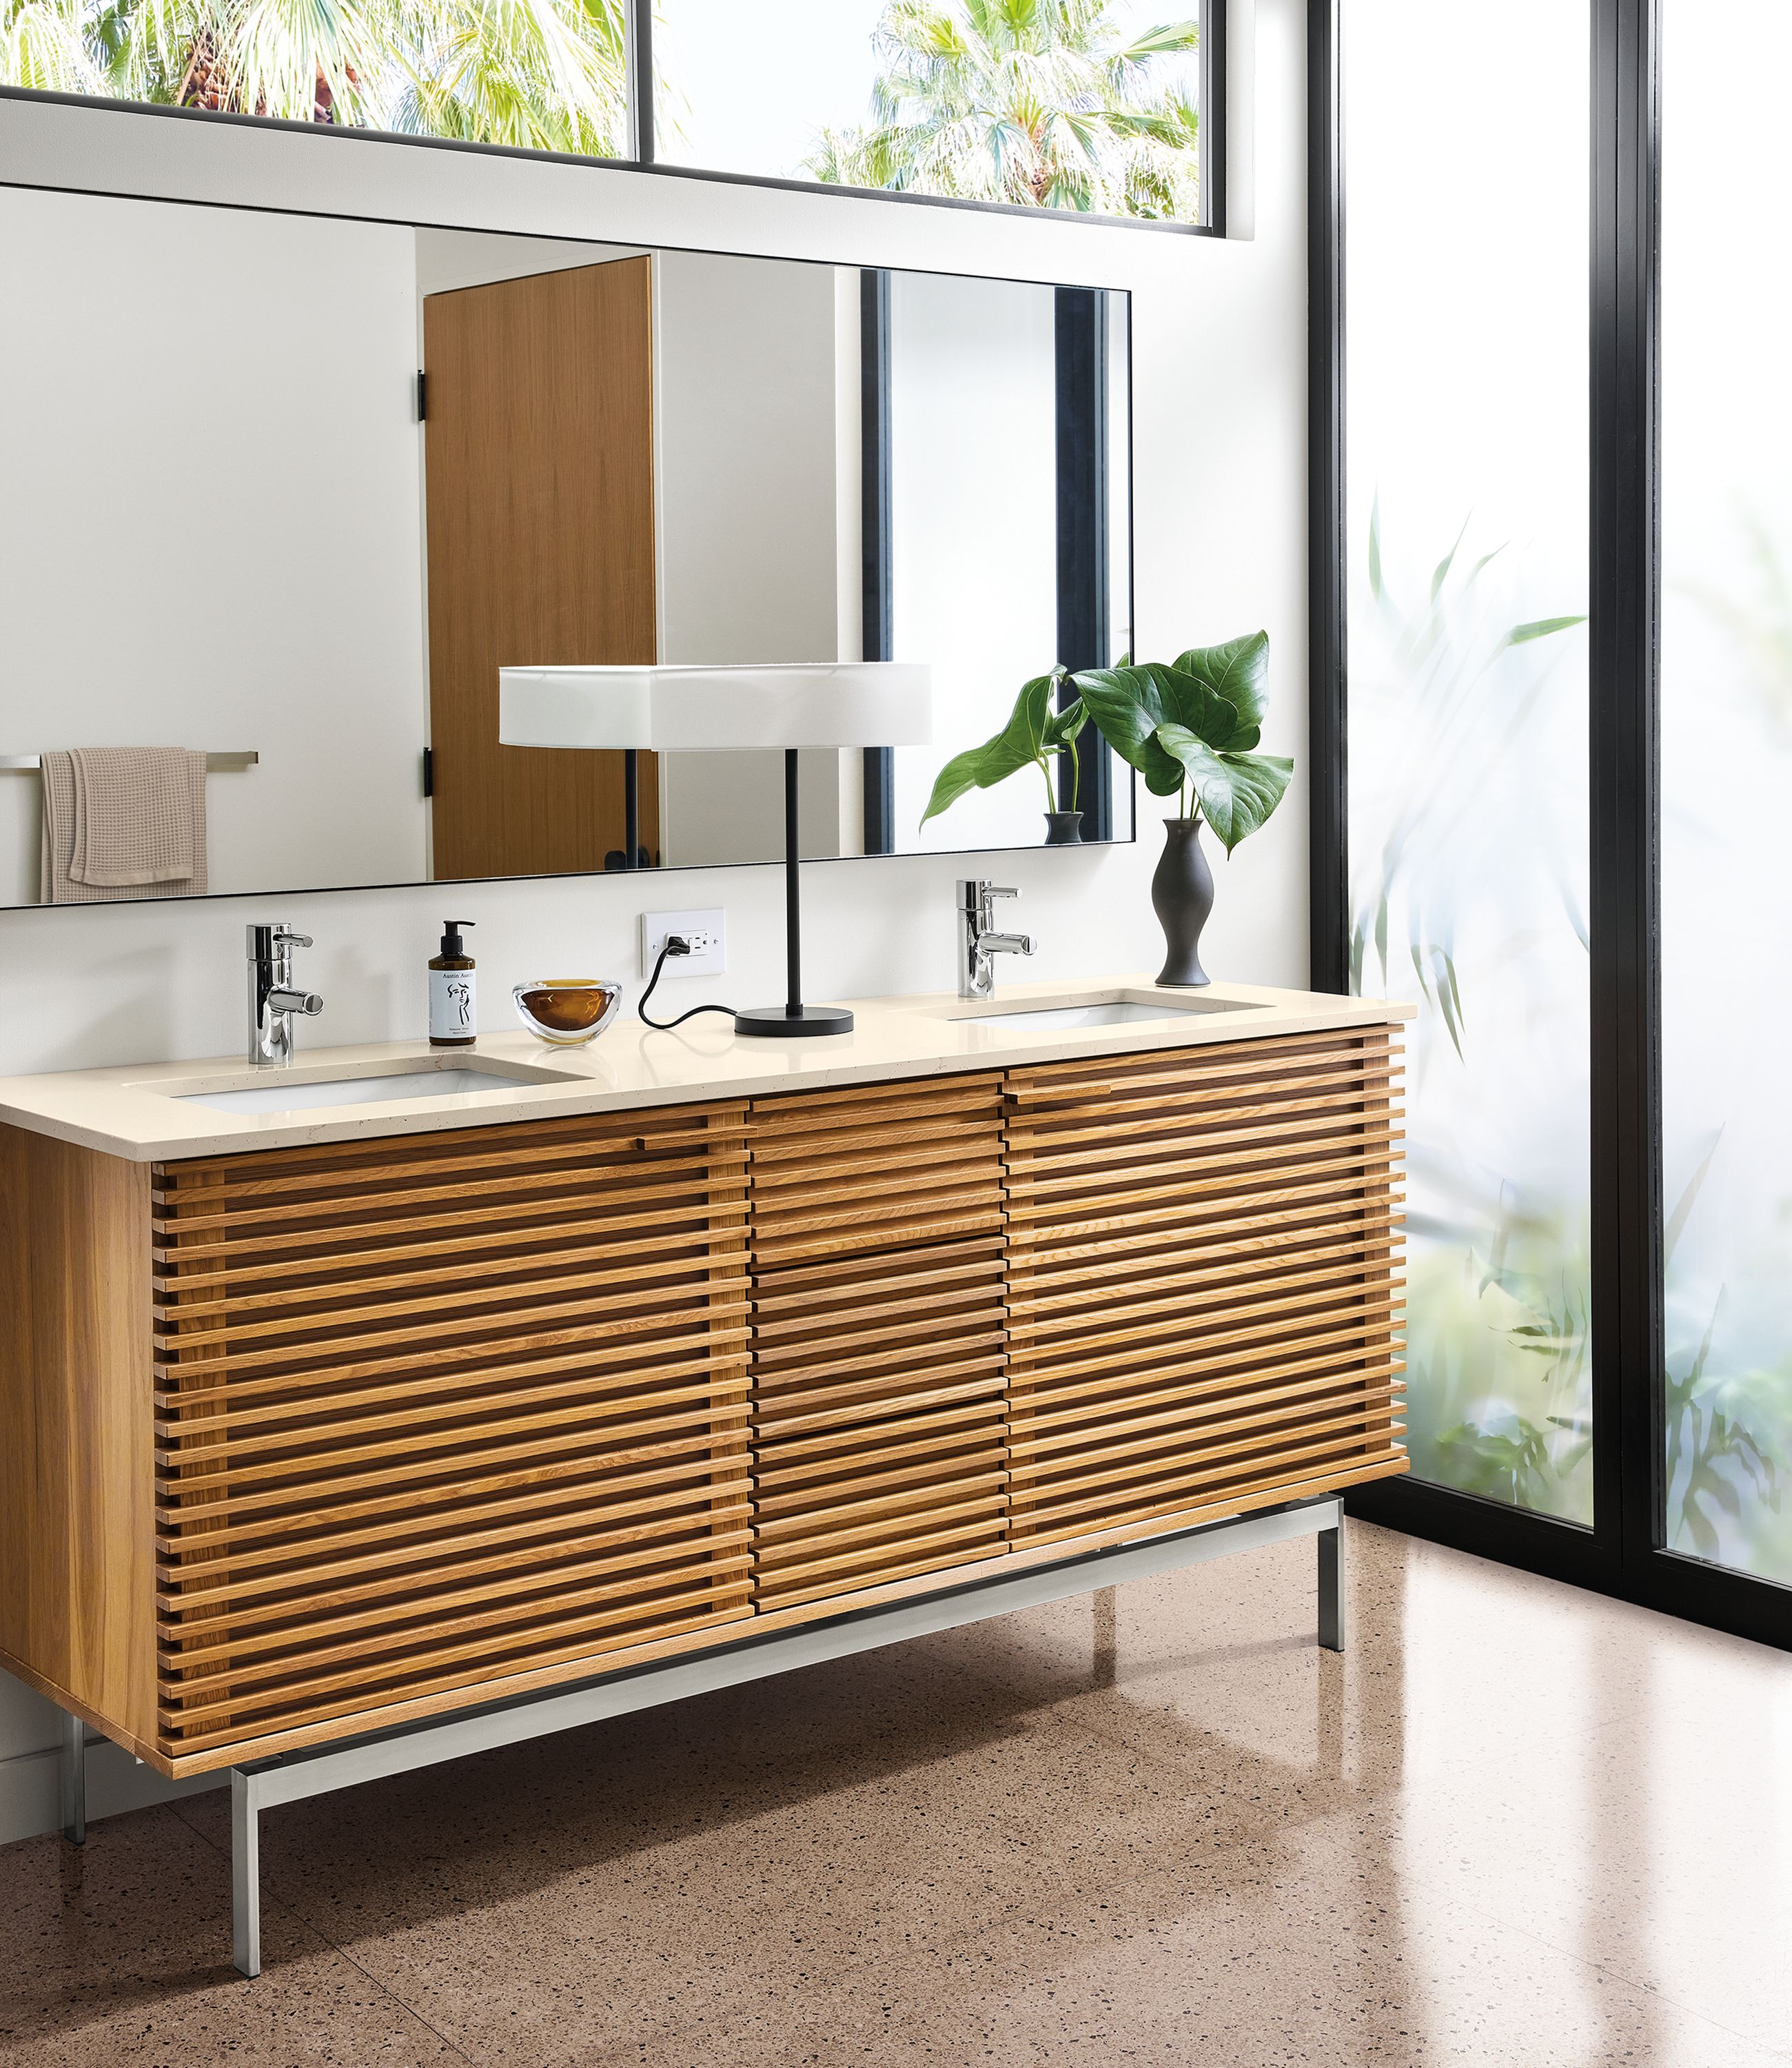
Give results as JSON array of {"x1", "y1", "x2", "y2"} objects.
[
  {"x1": 751, "y1": 1239, "x2": 1009, "y2": 1609},
  {"x1": 746, "y1": 1075, "x2": 1006, "y2": 1266},
  {"x1": 151, "y1": 1102, "x2": 753, "y2": 1758},
  {"x1": 1002, "y1": 1029, "x2": 1407, "y2": 1548},
  {"x1": 746, "y1": 1077, "x2": 1009, "y2": 1608}
]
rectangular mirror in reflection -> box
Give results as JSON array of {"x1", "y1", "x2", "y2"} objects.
[{"x1": 0, "y1": 188, "x2": 1134, "y2": 909}]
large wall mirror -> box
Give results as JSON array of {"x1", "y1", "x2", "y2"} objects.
[{"x1": 0, "y1": 185, "x2": 1135, "y2": 909}]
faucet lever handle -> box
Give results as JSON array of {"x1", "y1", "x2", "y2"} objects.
[
  {"x1": 984, "y1": 886, "x2": 1019, "y2": 901},
  {"x1": 274, "y1": 929, "x2": 313, "y2": 950}
]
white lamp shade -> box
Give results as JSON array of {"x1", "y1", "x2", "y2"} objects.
[{"x1": 499, "y1": 662, "x2": 932, "y2": 751}]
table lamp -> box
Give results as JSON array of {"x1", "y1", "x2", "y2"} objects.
[{"x1": 498, "y1": 662, "x2": 932, "y2": 1037}]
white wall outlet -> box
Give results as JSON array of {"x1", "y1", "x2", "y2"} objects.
[{"x1": 640, "y1": 909, "x2": 726, "y2": 979}]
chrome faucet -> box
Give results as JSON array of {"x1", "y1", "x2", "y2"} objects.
[
  {"x1": 957, "y1": 880, "x2": 1033, "y2": 1000},
  {"x1": 247, "y1": 923, "x2": 323, "y2": 1066}
]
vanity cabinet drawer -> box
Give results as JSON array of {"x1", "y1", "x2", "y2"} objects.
[
  {"x1": 1001, "y1": 1028, "x2": 1406, "y2": 1548},
  {"x1": 152, "y1": 1102, "x2": 753, "y2": 1757},
  {"x1": 746, "y1": 1075, "x2": 1006, "y2": 1266},
  {"x1": 746, "y1": 1077, "x2": 1010, "y2": 1608}
]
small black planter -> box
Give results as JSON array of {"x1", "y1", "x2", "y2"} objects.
[
  {"x1": 1043, "y1": 811, "x2": 1086, "y2": 846},
  {"x1": 1152, "y1": 818, "x2": 1214, "y2": 986}
]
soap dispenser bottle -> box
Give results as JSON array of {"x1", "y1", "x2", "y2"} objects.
[{"x1": 429, "y1": 920, "x2": 477, "y2": 1048}]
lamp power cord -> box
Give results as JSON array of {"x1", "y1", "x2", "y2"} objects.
[{"x1": 638, "y1": 935, "x2": 738, "y2": 1031}]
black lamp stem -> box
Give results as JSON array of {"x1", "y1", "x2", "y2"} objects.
[
  {"x1": 731, "y1": 747, "x2": 853, "y2": 1038},
  {"x1": 784, "y1": 747, "x2": 802, "y2": 1014}
]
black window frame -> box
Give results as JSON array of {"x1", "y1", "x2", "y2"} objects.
[
  {"x1": 1054, "y1": 284, "x2": 1117, "y2": 839},
  {"x1": 1312, "y1": 0, "x2": 1790, "y2": 1655}
]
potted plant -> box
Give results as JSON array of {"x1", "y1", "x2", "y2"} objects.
[
  {"x1": 1072, "y1": 631, "x2": 1292, "y2": 986},
  {"x1": 919, "y1": 669, "x2": 1089, "y2": 844}
]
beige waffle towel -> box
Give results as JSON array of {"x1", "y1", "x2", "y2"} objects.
[{"x1": 39, "y1": 748, "x2": 209, "y2": 904}]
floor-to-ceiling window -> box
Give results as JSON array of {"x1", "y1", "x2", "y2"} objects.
[
  {"x1": 1323, "y1": 0, "x2": 1791, "y2": 1648},
  {"x1": 1342, "y1": 0, "x2": 1594, "y2": 1521},
  {"x1": 1659, "y1": 1, "x2": 1792, "y2": 1587}
]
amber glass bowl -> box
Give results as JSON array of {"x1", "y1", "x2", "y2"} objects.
[{"x1": 512, "y1": 977, "x2": 624, "y2": 1045}]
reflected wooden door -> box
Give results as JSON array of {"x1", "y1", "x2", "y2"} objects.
[{"x1": 424, "y1": 256, "x2": 660, "y2": 880}]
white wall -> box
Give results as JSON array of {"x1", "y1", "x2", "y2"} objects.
[
  {"x1": 0, "y1": 187, "x2": 429, "y2": 906},
  {"x1": 0, "y1": 0, "x2": 1310, "y2": 1842}
]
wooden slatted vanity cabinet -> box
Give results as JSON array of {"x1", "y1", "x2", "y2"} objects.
[{"x1": 0, "y1": 982, "x2": 1409, "y2": 1965}]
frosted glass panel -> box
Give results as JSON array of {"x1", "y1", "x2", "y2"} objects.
[
  {"x1": 1660, "y1": 1, "x2": 1792, "y2": 1583},
  {"x1": 1344, "y1": 2, "x2": 1592, "y2": 1519}
]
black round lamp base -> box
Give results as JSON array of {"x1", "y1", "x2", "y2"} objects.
[{"x1": 733, "y1": 1004, "x2": 855, "y2": 1039}]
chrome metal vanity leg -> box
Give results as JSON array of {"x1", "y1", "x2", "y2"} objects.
[
  {"x1": 58, "y1": 1709, "x2": 85, "y2": 1845},
  {"x1": 1318, "y1": 1524, "x2": 1346, "y2": 1653},
  {"x1": 232, "y1": 1769, "x2": 261, "y2": 1978}
]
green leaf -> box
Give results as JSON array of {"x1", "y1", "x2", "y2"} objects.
[
  {"x1": 918, "y1": 673, "x2": 1054, "y2": 827},
  {"x1": 1152, "y1": 724, "x2": 1293, "y2": 853},
  {"x1": 1430, "y1": 518, "x2": 1469, "y2": 603},
  {"x1": 1076, "y1": 636, "x2": 1285, "y2": 809},
  {"x1": 1139, "y1": 733, "x2": 1191, "y2": 796},
  {"x1": 1504, "y1": 615, "x2": 1587, "y2": 646},
  {"x1": 1137, "y1": 661, "x2": 1245, "y2": 751},
  {"x1": 1042, "y1": 696, "x2": 1086, "y2": 748},
  {"x1": 1170, "y1": 631, "x2": 1270, "y2": 737},
  {"x1": 1070, "y1": 665, "x2": 1168, "y2": 772},
  {"x1": 1117, "y1": 21, "x2": 1201, "y2": 63},
  {"x1": 1664, "y1": 1131, "x2": 1724, "y2": 1266},
  {"x1": 1076, "y1": 658, "x2": 1250, "y2": 773}
]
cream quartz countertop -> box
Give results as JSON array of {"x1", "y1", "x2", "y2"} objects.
[{"x1": 0, "y1": 978, "x2": 1414, "y2": 1164}]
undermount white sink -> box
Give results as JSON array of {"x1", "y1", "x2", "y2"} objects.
[
  {"x1": 173, "y1": 1064, "x2": 576, "y2": 1115},
  {"x1": 951, "y1": 997, "x2": 1258, "y2": 1031}
]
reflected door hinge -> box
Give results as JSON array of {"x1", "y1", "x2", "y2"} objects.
[
  {"x1": 422, "y1": 747, "x2": 434, "y2": 798},
  {"x1": 416, "y1": 370, "x2": 427, "y2": 423}
]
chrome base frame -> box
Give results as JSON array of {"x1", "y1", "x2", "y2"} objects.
[{"x1": 59, "y1": 1496, "x2": 1347, "y2": 1978}]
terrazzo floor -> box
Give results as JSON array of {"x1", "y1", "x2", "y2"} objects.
[{"x1": 1, "y1": 1518, "x2": 1789, "y2": 2067}]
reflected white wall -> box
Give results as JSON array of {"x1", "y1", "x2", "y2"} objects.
[
  {"x1": 0, "y1": 189, "x2": 429, "y2": 904},
  {"x1": 654, "y1": 248, "x2": 849, "y2": 863},
  {"x1": 890, "y1": 271, "x2": 1060, "y2": 850}
]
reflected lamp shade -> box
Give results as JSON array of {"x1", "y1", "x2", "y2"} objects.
[
  {"x1": 498, "y1": 662, "x2": 933, "y2": 753},
  {"x1": 496, "y1": 662, "x2": 933, "y2": 1040}
]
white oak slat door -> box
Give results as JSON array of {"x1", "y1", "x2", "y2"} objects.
[
  {"x1": 152, "y1": 1103, "x2": 753, "y2": 1761},
  {"x1": 746, "y1": 1077, "x2": 1009, "y2": 1610},
  {"x1": 1001, "y1": 1031, "x2": 1409, "y2": 1548}
]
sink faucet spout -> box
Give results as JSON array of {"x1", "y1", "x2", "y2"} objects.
[
  {"x1": 957, "y1": 882, "x2": 1034, "y2": 1001},
  {"x1": 248, "y1": 924, "x2": 324, "y2": 1066}
]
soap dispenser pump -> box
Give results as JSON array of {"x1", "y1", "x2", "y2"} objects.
[{"x1": 429, "y1": 920, "x2": 477, "y2": 1048}]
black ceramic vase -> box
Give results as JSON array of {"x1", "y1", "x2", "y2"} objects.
[
  {"x1": 1043, "y1": 811, "x2": 1085, "y2": 846},
  {"x1": 1152, "y1": 818, "x2": 1214, "y2": 986}
]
